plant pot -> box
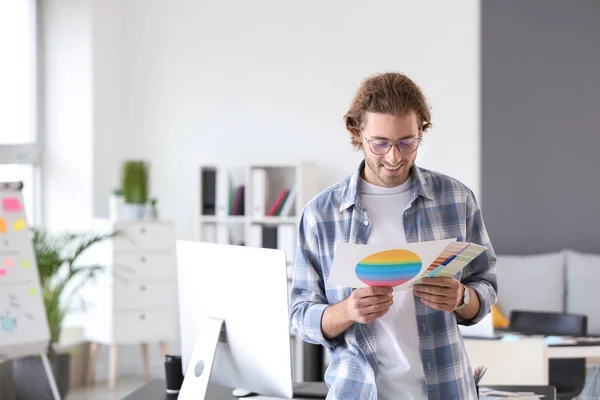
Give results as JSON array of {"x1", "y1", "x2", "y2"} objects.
[
  {"x1": 12, "y1": 353, "x2": 71, "y2": 400},
  {"x1": 122, "y1": 203, "x2": 147, "y2": 220},
  {"x1": 0, "y1": 360, "x2": 15, "y2": 400},
  {"x1": 109, "y1": 194, "x2": 125, "y2": 220}
]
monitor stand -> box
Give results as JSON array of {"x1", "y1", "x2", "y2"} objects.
[{"x1": 178, "y1": 317, "x2": 224, "y2": 400}]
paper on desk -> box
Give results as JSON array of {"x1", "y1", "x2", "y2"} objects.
[
  {"x1": 328, "y1": 239, "x2": 452, "y2": 290},
  {"x1": 478, "y1": 387, "x2": 543, "y2": 399}
]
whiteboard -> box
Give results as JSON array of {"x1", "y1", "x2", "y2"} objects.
[{"x1": 0, "y1": 182, "x2": 50, "y2": 361}]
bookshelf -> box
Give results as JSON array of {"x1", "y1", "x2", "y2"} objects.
[
  {"x1": 196, "y1": 161, "x2": 320, "y2": 278},
  {"x1": 196, "y1": 161, "x2": 320, "y2": 382}
]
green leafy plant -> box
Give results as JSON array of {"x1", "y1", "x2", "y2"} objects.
[
  {"x1": 32, "y1": 227, "x2": 119, "y2": 354},
  {"x1": 120, "y1": 160, "x2": 149, "y2": 204}
]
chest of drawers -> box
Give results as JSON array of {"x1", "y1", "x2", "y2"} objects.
[{"x1": 83, "y1": 220, "x2": 177, "y2": 388}]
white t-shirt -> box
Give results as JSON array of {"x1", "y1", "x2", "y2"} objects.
[{"x1": 359, "y1": 177, "x2": 427, "y2": 400}]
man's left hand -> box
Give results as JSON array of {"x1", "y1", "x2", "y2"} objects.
[{"x1": 413, "y1": 277, "x2": 463, "y2": 312}]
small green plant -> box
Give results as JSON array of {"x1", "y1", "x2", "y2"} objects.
[
  {"x1": 121, "y1": 160, "x2": 149, "y2": 204},
  {"x1": 32, "y1": 227, "x2": 119, "y2": 354},
  {"x1": 112, "y1": 188, "x2": 124, "y2": 196}
]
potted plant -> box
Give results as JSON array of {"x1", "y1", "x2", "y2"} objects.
[
  {"x1": 12, "y1": 227, "x2": 117, "y2": 400},
  {"x1": 120, "y1": 160, "x2": 150, "y2": 220}
]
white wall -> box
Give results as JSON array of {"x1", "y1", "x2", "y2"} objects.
[
  {"x1": 42, "y1": 0, "x2": 94, "y2": 231},
  {"x1": 116, "y1": 0, "x2": 482, "y2": 241},
  {"x1": 92, "y1": 0, "x2": 125, "y2": 218}
]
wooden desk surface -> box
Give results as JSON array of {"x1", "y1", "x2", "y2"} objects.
[{"x1": 464, "y1": 336, "x2": 600, "y2": 359}]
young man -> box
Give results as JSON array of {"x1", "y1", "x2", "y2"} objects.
[{"x1": 289, "y1": 72, "x2": 497, "y2": 399}]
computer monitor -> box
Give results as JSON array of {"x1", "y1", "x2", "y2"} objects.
[{"x1": 176, "y1": 240, "x2": 294, "y2": 398}]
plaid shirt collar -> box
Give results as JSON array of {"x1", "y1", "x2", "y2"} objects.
[{"x1": 339, "y1": 160, "x2": 434, "y2": 212}]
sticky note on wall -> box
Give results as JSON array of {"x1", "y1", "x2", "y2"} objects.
[
  {"x1": 13, "y1": 219, "x2": 26, "y2": 232},
  {"x1": 2, "y1": 197, "x2": 23, "y2": 212},
  {"x1": 0, "y1": 218, "x2": 6, "y2": 233}
]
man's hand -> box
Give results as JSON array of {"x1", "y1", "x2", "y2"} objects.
[
  {"x1": 413, "y1": 277, "x2": 463, "y2": 312},
  {"x1": 321, "y1": 286, "x2": 393, "y2": 339},
  {"x1": 346, "y1": 286, "x2": 394, "y2": 324}
]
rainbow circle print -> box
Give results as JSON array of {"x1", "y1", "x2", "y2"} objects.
[{"x1": 355, "y1": 249, "x2": 422, "y2": 287}]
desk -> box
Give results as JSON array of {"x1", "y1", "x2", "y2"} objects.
[
  {"x1": 124, "y1": 379, "x2": 557, "y2": 400},
  {"x1": 547, "y1": 343, "x2": 600, "y2": 359},
  {"x1": 464, "y1": 336, "x2": 600, "y2": 360},
  {"x1": 123, "y1": 379, "x2": 228, "y2": 400},
  {"x1": 123, "y1": 379, "x2": 322, "y2": 400}
]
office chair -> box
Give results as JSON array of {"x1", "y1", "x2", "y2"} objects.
[{"x1": 509, "y1": 310, "x2": 588, "y2": 399}]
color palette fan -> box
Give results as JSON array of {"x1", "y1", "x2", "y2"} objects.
[{"x1": 412, "y1": 241, "x2": 487, "y2": 285}]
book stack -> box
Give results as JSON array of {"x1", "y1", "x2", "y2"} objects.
[
  {"x1": 228, "y1": 186, "x2": 245, "y2": 216},
  {"x1": 251, "y1": 168, "x2": 297, "y2": 218},
  {"x1": 266, "y1": 187, "x2": 296, "y2": 217}
]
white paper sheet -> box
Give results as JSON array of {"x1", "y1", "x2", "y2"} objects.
[{"x1": 328, "y1": 239, "x2": 457, "y2": 291}]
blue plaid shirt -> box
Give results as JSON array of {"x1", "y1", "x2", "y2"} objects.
[{"x1": 290, "y1": 161, "x2": 498, "y2": 400}]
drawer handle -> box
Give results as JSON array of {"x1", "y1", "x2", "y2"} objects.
[
  {"x1": 140, "y1": 227, "x2": 147, "y2": 234},
  {"x1": 140, "y1": 314, "x2": 146, "y2": 320},
  {"x1": 140, "y1": 256, "x2": 146, "y2": 263},
  {"x1": 140, "y1": 285, "x2": 146, "y2": 292}
]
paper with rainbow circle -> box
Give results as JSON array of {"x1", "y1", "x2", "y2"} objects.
[{"x1": 328, "y1": 239, "x2": 487, "y2": 290}]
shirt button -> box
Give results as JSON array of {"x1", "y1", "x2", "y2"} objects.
[{"x1": 363, "y1": 220, "x2": 369, "y2": 226}]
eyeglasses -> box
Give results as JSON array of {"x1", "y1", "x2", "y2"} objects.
[{"x1": 363, "y1": 134, "x2": 422, "y2": 155}]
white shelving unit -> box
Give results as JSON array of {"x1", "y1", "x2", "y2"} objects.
[
  {"x1": 196, "y1": 161, "x2": 320, "y2": 382},
  {"x1": 196, "y1": 161, "x2": 319, "y2": 279}
]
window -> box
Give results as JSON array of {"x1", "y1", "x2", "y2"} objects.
[{"x1": 0, "y1": 0, "x2": 40, "y2": 224}]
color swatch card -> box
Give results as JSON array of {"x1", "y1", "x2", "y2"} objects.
[
  {"x1": 412, "y1": 241, "x2": 487, "y2": 284},
  {"x1": 328, "y1": 238, "x2": 487, "y2": 291}
]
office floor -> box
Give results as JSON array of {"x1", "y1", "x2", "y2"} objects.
[{"x1": 69, "y1": 376, "x2": 145, "y2": 400}]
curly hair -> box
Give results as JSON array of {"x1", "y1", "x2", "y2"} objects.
[{"x1": 344, "y1": 72, "x2": 432, "y2": 149}]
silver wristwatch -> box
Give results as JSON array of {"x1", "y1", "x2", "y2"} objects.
[{"x1": 455, "y1": 284, "x2": 469, "y2": 310}]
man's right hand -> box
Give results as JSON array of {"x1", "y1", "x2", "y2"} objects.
[
  {"x1": 322, "y1": 286, "x2": 394, "y2": 339},
  {"x1": 346, "y1": 286, "x2": 394, "y2": 324}
]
